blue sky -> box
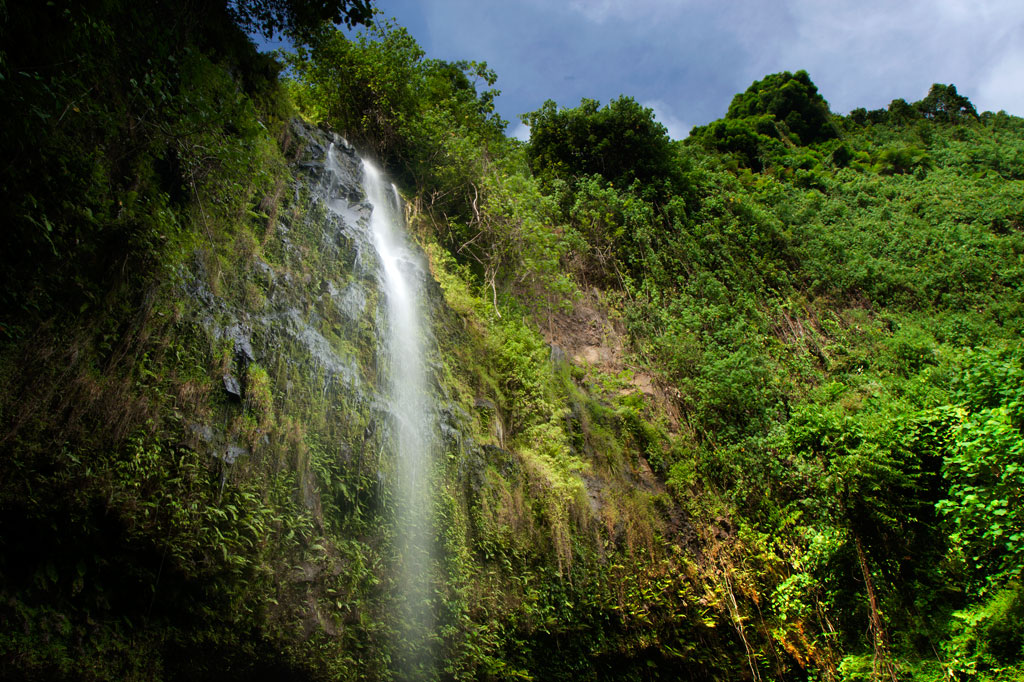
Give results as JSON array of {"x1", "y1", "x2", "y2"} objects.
[{"x1": 280, "y1": 0, "x2": 1024, "y2": 140}]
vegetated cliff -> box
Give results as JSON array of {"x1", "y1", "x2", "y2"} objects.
[
  {"x1": 3, "y1": 4, "x2": 1024, "y2": 682},
  {"x1": 0, "y1": 93, "x2": 744, "y2": 682}
]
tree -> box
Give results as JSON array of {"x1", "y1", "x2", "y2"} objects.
[
  {"x1": 695, "y1": 115, "x2": 784, "y2": 171},
  {"x1": 783, "y1": 402, "x2": 954, "y2": 681},
  {"x1": 230, "y1": 0, "x2": 373, "y2": 41},
  {"x1": 284, "y1": 22, "x2": 425, "y2": 160},
  {"x1": 886, "y1": 98, "x2": 920, "y2": 125},
  {"x1": 523, "y1": 96, "x2": 679, "y2": 194},
  {"x1": 689, "y1": 71, "x2": 836, "y2": 170},
  {"x1": 283, "y1": 20, "x2": 505, "y2": 223},
  {"x1": 725, "y1": 70, "x2": 836, "y2": 145},
  {"x1": 915, "y1": 83, "x2": 978, "y2": 123}
]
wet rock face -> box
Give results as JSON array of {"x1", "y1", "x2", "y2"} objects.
[
  {"x1": 253, "y1": 123, "x2": 377, "y2": 388},
  {"x1": 291, "y1": 119, "x2": 365, "y2": 209},
  {"x1": 174, "y1": 121, "x2": 388, "y2": 483},
  {"x1": 222, "y1": 374, "x2": 242, "y2": 400},
  {"x1": 177, "y1": 118, "x2": 472, "y2": 500},
  {"x1": 170, "y1": 120, "x2": 515, "y2": 598}
]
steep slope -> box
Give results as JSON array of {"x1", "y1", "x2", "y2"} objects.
[{"x1": 2, "y1": 5, "x2": 1024, "y2": 682}]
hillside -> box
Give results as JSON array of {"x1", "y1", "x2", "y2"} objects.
[{"x1": 1, "y1": 3, "x2": 1022, "y2": 681}]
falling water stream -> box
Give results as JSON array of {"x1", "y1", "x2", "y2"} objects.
[
  {"x1": 320, "y1": 148, "x2": 436, "y2": 680},
  {"x1": 363, "y1": 159, "x2": 434, "y2": 677}
]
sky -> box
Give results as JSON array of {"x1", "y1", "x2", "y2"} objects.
[{"x1": 350, "y1": 0, "x2": 1024, "y2": 140}]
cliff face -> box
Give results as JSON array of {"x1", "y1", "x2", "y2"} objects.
[
  {"x1": 6, "y1": 4, "x2": 1024, "y2": 677},
  {"x1": 0, "y1": 109, "x2": 737, "y2": 679},
  {"x1": 0, "y1": 116, "x2": 419, "y2": 679},
  {"x1": 7, "y1": 3, "x2": 1024, "y2": 681}
]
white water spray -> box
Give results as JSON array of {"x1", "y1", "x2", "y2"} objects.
[
  {"x1": 321, "y1": 143, "x2": 436, "y2": 678},
  {"x1": 361, "y1": 159, "x2": 435, "y2": 679}
]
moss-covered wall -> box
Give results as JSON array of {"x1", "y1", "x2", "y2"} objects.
[
  {"x1": 12, "y1": 7, "x2": 1023, "y2": 681},
  {"x1": 0, "y1": 82, "x2": 755, "y2": 677}
]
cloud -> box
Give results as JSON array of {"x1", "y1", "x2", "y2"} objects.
[
  {"x1": 567, "y1": 0, "x2": 648, "y2": 23},
  {"x1": 372, "y1": 0, "x2": 1024, "y2": 133},
  {"x1": 642, "y1": 100, "x2": 692, "y2": 140},
  {"x1": 563, "y1": 0, "x2": 693, "y2": 25},
  {"x1": 565, "y1": 0, "x2": 618, "y2": 23},
  {"x1": 757, "y1": 0, "x2": 1024, "y2": 113},
  {"x1": 976, "y1": 42, "x2": 1024, "y2": 115},
  {"x1": 510, "y1": 122, "x2": 531, "y2": 142}
]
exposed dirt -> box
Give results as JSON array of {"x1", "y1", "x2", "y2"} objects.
[{"x1": 537, "y1": 287, "x2": 682, "y2": 431}]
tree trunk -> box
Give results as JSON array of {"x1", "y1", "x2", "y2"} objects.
[{"x1": 852, "y1": 531, "x2": 897, "y2": 682}]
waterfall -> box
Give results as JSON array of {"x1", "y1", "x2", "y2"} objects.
[
  {"x1": 320, "y1": 141, "x2": 436, "y2": 679},
  {"x1": 359, "y1": 156, "x2": 436, "y2": 679}
]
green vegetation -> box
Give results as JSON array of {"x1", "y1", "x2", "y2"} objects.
[
  {"x1": 691, "y1": 70, "x2": 836, "y2": 171},
  {"x1": 2, "y1": 3, "x2": 1023, "y2": 681},
  {"x1": 523, "y1": 95, "x2": 682, "y2": 195}
]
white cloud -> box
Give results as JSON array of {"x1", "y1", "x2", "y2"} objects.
[
  {"x1": 566, "y1": 0, "x2": 618, "y2": 23},
  {"x1": 377, "y1": 0, "x2": 1024, "y2": 131},
  {"x1": 758, "y1": 0, "x2": 1024, "y2": 113},
  {"x1": 510, "y1": 121, "x2": 531, "y2": 142},
  {"x1": 564, "y1": 0, "x2": 684, "y2": 24},
  {"x1": 642, "y1": 99, "x2": 692, "y2": 140},
  {"x1": 976, "y1": 43, "x2": 1024, "y2": 115}
]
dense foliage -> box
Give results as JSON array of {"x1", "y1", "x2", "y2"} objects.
[
  {"x1": 523, "y1": 96, "x2": 681, "y2": 195},
  {"x1": 232, "y1": 0, "x2": 374, "y2": 39},
  {"x1": 0, "y1": 1, "x2": 372, "y2": 678},
  {"x1": 2, "y1": 4, "x2": 1023, "y2": 682},
  {"x1": 516, "y1": 66, "x2": 1024, "y2": 681}
]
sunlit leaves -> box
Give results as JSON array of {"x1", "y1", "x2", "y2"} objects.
[
  {"x1": 940, "y1": 347, "x2": 1024, "y2": 584},
  {"x1": 725, "y1": 70, "x2": 836, "y2": 146}
]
